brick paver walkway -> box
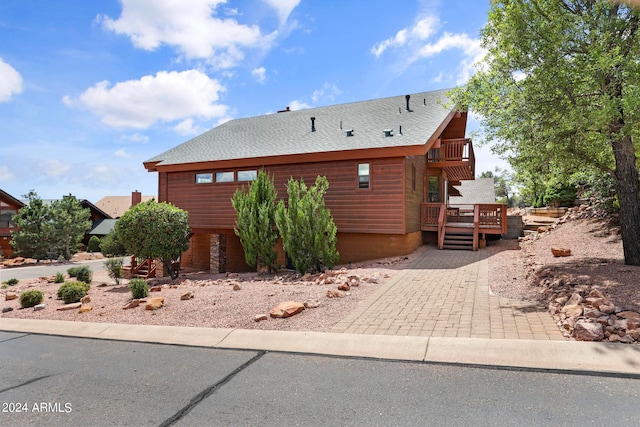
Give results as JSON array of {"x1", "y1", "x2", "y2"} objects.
[{"x1": 332, "y1": 246, "x2": 564, "y2": 340}]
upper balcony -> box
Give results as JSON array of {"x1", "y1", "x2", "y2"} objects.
[{"x1": 427, "y1": 138, "x2": 475, "y2": 182}]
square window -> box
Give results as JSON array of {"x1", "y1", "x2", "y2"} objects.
[
  {"x1": 195, "y1": 173, "x2": 213, "y2": 184},
  {"x1": 215, "y1": 171, "x2": 235, "y2": 183},
  {"x1": 237, "y1": 170, "x2": 257, "y2": 182},
  {"x1": 358, "y1": 163, "x2": 370, "y2": 189}
]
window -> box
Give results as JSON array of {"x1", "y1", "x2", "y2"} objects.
[
  {"x1": 195, "y1": 173, "x2": 213, "y2": 184},
  {"x1": 428, "y1": 176, "x2": 440, "y2": 202},
  {"x1": 237, "y1": 170, "x2": 257, "y2": 182},
  {"x1": 358, "y1": 163, "x2": 370, "y2": 189},
  {"x1": 215, "y1": 171, "x2": 234, "y2": 183},
  {"x1": 0, "y1": 208, "x2": 17, "y2": 228}
]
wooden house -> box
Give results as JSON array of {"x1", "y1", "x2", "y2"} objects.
[
  {"x1": 144, "y1": 89, "x2": 506, "y2": 273},
  {"x1": 0, "y1": 189, "x2": 25, "y2": 259}
]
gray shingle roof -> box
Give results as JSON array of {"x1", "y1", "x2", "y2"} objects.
[
  {"x1": 449, "y1": 178, "x2": 497, "y2": 206},
  {"x1": 86, "y1": 218, "x2": 118, "y2": 236},
  {"x1": 146, "y1": 88, "x2": 454, "y2": 167}
]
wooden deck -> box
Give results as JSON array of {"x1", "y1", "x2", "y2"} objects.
[{"x1": 421, "y1": 202, "x2": 508, "y2": 251}]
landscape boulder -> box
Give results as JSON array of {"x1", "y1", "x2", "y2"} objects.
[
  {"x1": 574, "y1": 320, "x2": 604, "y2": 341},
  {"x1": 269, "y1": 301, "x2": 305, "y2": 318},
  {"x1": 145, "y1": 297, "x2": 164, "y2": 310},
  {"x1": 551, "y1": 247, "x2": 572, "y2": 257}
]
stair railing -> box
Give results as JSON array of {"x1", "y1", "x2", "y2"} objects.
[{"x1": 437, "y1": 203, "x2": 447, "y2": 250}]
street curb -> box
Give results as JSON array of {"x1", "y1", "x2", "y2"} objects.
[{"x1": 2, "y1": 318, "x2": 639, "y2": 376}]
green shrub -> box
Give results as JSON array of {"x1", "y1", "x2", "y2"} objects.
[
  {"x1": 99, "y1": 229, "x2": 127, "y2": 257},
  {"x1": 66, "y1": 265, "x2": 92, "y2": 284},
  {"x1": 129, "y1": 278, "x2": 149, "y2": 299},
  {"x1": 20, "y1": 290, "x2": 44, "y2": 308},
  {"x1": 57, "y1": 281, "x2": 90, "y2": 304},
  {"x1": 88, "y1": 235, "x2": 101, "y2": 253},
  {"x1": 104, "y1": 257, "x2": 124, "y2": 286},
  {"x1": 3, "y1": 278, "x2": 19, "y2": 286},
  {"x1": 54, "y1": 272, "x2": 65, "y2": 283}
]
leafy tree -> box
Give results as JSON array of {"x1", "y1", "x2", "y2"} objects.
[
  {"x1": 232, "y1": 170, "x2": 279, "y2": 273},
  {"x1": 50, "y1": 195, "x2": 92, "y2": 260},
  {"x1": 275, "y1": 176, "x2": 339, "y2": 274},
  {"x1": 100, "y1": 229, "x2": 127, "y2": 257},
  {"x1": 116, "y1": 200, "x2": 190, "y2": 280},
  {"x1": 454, "y1": 1, "x2": 640, "y2": 265},
  {"x1": 11, "y1": 191, "x2": 54, "y2": 259}
]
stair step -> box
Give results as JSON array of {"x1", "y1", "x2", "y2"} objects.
[
  {"x1": 444, "y1": 234, "x2": 473, "y2": 241},
  {"x1": 443, "y1": 244, "x2": 473, "y2": 250}
]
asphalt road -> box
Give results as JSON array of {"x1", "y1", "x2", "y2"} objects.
[
  {"x1": 1, "y1": 331, "x2": 639, "y2": 426},
  {"x1": 0, "y1": 258, "x2": 120, "y2": 282}
]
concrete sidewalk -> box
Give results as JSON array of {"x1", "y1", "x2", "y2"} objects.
[{"x1": 1, "y1": 318, "x2": 639, "y2": 376}]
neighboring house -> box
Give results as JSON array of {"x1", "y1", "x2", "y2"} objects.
[
  {"x1": 0, "y1": 189, "x2": 25, "y2": 259},
  {"x1": 449, "y1": 178, "x2": 497, "y2": 208},
  {"x1": 80, "y1": 200, "x2": 116, "y2": 245},
  {"x1": 144, "y1": 88, "x2": 506, "y2": 273},
  {"x1": 95, "y1": 191, "x2": 154, "y2": 219}
]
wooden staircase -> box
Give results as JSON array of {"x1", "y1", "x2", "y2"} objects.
[
  {"x1": 442, "y1": 229, "x2": 475, "y2": 250},
  {"x1": 123, "y1": 257, "x2": 157, "y2": 279}
]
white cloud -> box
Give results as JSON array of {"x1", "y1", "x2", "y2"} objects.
[
  {"x1": 372, "y1": 14, "x2": 486, "y2": 85},
  {"x1": 114, "y1": 148, "x2": 132, "y2": 158},
  {"x1": 119, "y1": 133, "x2": 150, "y2": 144},
  {"x1": 173, "y1": 118, "x2": 201, "y2": 136},
  {"x1": 0, "y1": 58, "x2": 23, "y2": 102},
  {"x1": 371, "y1": 16, "x2": 439, "y2": 57},
  {"x1": 0, "y1": 164, "x2": 14, "y2": 181},
  {"x1": 63, "y1": 69, "x2": 228, "y2": 129},
  {"x1": 99, "y1": 0, "x2": 276, "y2": 69},
  {"x1": 43, "y1": 159, "x2": 71, "y2": 178},
  {"x1": 263, "y1": 0, "x2": 300, "y2": 24},
  {"x1": 288, "y1": 99, "x2": 310, "y2": 110},
  {"x1": 416, "y1": 32, "x2": 486, "y2": 84},
  {"x1": 252, "y1": 66, "x2": 267, "y2": 83},
  {"x1": 311, "y1": 83, "x2": 342, "y2": 103}
]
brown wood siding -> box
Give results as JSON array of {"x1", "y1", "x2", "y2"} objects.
[
  {"x1": 163, "y1": 157, "x2": 406, "y2": 235},
  {"x1": 404, "y1": 155, "x2": 426, "y2": 233},
  {"x1": 439, "y1": 112, "x2": 468, "y2": 140}
]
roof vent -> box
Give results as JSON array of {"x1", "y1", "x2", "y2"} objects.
[
  {"x1": 311, "y1": 117, "x2": 316, "y2": 132},
  {"x1": 405, "y1": 94, "x2": 413, "y2": 112},
  {"x1": 345, "y1": 129, "x2": 354, "y2": 137},
  {"x1": 383, "y1": 129, "x2": 393, "y2": 137},
  {"x1": 277, "y1": 106, "x2": 291, "y2": 113}
]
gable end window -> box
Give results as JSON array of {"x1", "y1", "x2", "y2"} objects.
[
  {"x1": 237, "y1": 170, "x2": 258, "y2": 182},
  {"x1": 195, "y1": 173, "x2": 213, "y2": 184},
  {"x1": 215, "y1": 171, "x2": 235, "y2": 183},
  {"x1": 358, "y1": 163, "x2": 370, "y2": 189}
]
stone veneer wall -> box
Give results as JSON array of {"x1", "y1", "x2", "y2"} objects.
[{"x1": 210, "y1": 233, "x2": 227, "y2": 273}]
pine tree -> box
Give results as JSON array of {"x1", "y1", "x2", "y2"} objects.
[
  {"x1": 10, "y1": 191, "x2": 54, "y2": 259},
  {"x1": 50, "y1": 195, "x2": 92, "y2": 260},
  {"x1": 276, "y1": 176, "x2": 339, "y2": 274},
  {"x1": 231, "y1": 170, "x2": 279, "y2": 272}
]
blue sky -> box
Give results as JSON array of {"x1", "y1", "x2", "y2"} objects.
[{"x1": 0, "y1": 0, "x2": 505, "y2": 203}]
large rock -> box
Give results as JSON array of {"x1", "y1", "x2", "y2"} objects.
[
  {"x1": 617, "y1": 311, "x2": 640, "y2": 320},
  {"x1": 551, "y1": 247, "x2": 572, "y2": 257},
  {"x1": 180, "y1": 291, "x2": 194, "y2": 300},
  {"x1": 2, "y1": 306, "x2": 13, "y2": 313},
  {"x1": 561, "y1": 304, "x2": 583, "y2": 318},
  {"x1": 566, "y1": 293, "x2": 583, "y2": 306},
  {"x1": 269, "y1": 301, "x2": 305, "y2": 318},
  {"x1": 78, "y1": 306, "x2": 93, "y2": 314},
  {"x1": 5, "y1": 292, "x2": 18, "y2": 301},
  {"x1": 145, "y1": 297, "x2": 164, "y2": 310},
  {"x1": 81, "y1": 295, "x2": 91, "y2": 304},
  {"x1": 123, "y1": 299, "x2": 142, "y2": 310},
  {"x1": 574, "y1": 320, "x2": 604, "y2": 341},
  {"x1": 57, "y1": 302, "x2": 82, "y2": 311}
]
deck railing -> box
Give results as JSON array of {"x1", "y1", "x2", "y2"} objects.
[
  {"x1": 421, "y1": 203, "x2": 508, "y2": 250},
  {"x1": 427, "y1": 138, "x2": 474, "y2": 163}
]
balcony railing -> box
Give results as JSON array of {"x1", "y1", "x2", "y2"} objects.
[{"x1": 427, "y1": 138, "x2": 475, "y2": 180}]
